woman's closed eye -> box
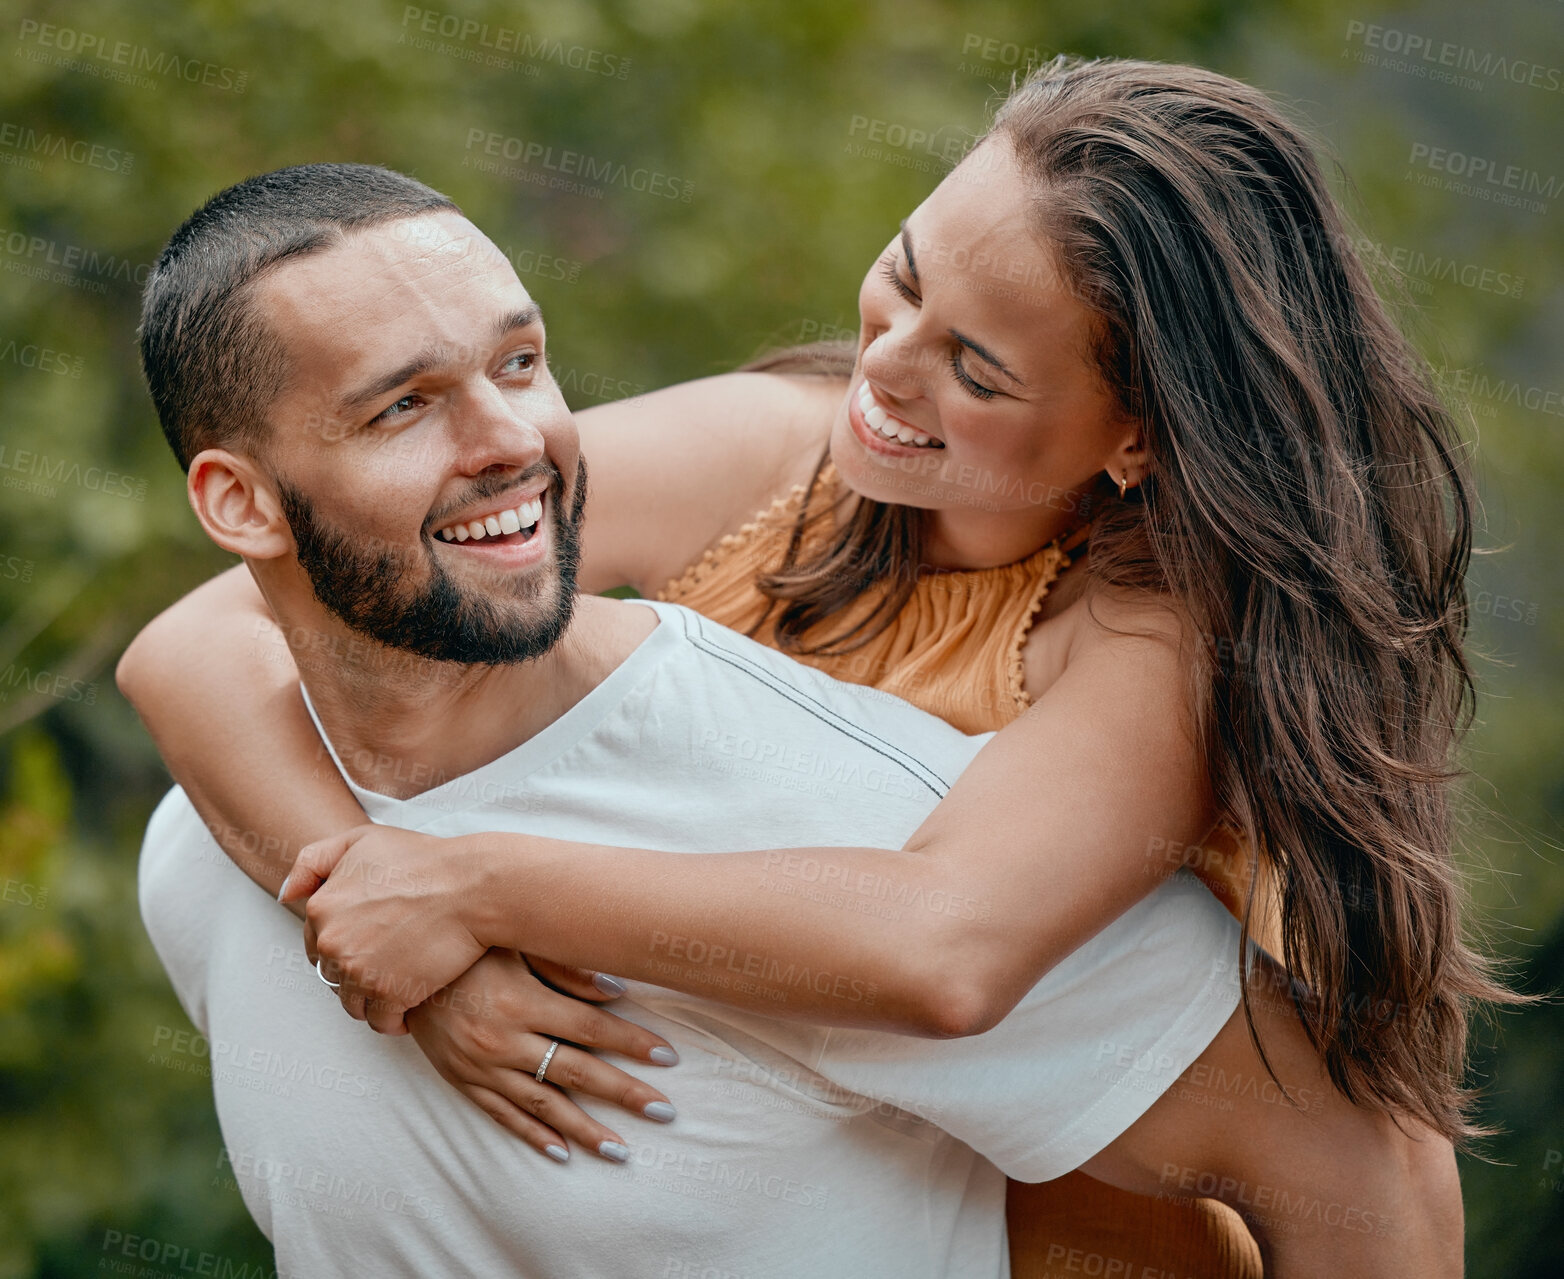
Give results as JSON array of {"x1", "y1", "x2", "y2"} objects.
[
  {"x1": 950, "y1": 351, "x2": 996, "y2": 400},
  {"x1": 878, "y1": 251, "x2": 919, "y2": 304},
  {"x1": 880, "y1": 251, "x2": 998, "y2": 400}
]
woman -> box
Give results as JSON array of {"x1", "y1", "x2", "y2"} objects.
[{"x1": 121, "y1": 58, "x2": 1493, "y2": 1275}]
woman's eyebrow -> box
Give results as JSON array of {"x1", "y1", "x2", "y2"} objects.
[
  {"x1": 950, "y1": 329, "x2": 1025, "y2": 387},
  {"x1": 899, "y1": 220, "x2": 921, "y2": 287},
  {"x1": 900, "y1": 220, "x2": 1026, "y2": 388}
]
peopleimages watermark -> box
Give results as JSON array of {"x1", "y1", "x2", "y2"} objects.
[
  {"x1": 495, "y1": 241, "x2": 584, "y2": 286},
  {"x1": 704, "y1": 730, "x2": 922, "y2": 802},
  {"x1": 608, "y1": 1137, "x2": 831, "y2": 1211},
  {"x1": 552, "y1": 364, "x2": 644, "y2": 404},
  {"x1": 957, "y1": 32, "x2": 1045, "y2": 80},
  {"x1": 0, "y1": 444, "x2": 147, "y2": 501},
  {"x1": 398, "y1": 7, "x2": 630, "y2": 78},
  {"x1": 659, "y1": 1255, "x2": 755, "y2": 1279},
  {"x1": 1436, "y1": 366, "x2": 1564, "y2": 420},
  {"x1": 0, "y1": 227, "x2": 151, "y2": 294},
  {"x1": 0, "y1": 551, "x2": 34, "y2": 583},
  {"x1": 708, "y1": 1055, "x2": 943, "y2": 1128},
  {"x1": 462, "y1": 129, "x2": 693, "y2": 202},
  {"x1": 759, "y1": 847, "x2": 994, "y2": 926},
  {"x1": 1340, "y1": 233, "x2": 1525, "y2": 299},
  {"x1": 2, "y1": 338, "x2": 84, "y2": 377},
  {"x1": 99, "y1": 1229, "x2": 296, "y2": 1279},
  {"x1": 0, "y1": 662, "x2": 98, "y2": 707},
  {"x1": 1157, "y1": 1163, "x2": 1390, "y2": 1237},
  {"x1": 216, "y1": 1147, "x2": 446, "y2": 1223},
  {"x1": 0, "y1": 121, "x2": 133, "y2": 173},
  {"x1": 1470, "y1": 590, "x2": 1540, "y2": 626},
  {"x1": 844, "y1": 115, "x2": 968, "y2": 176},
  {"x1": 14, "y1": 19, "x2": 249, "y2": 93},
  {"x1": 646, "y1": 930, "x2": 879, "y2": 1009},
  {"x1": 1342, "y1": 20, "x2": 1563, "y2": 94},
  {"x1": 149, "y1": 1024, "x2": 386, "y2": 1100},
  {"x1": 1405, "y1": 143, "x2": 1558, "y2": 214},
  {"x1": 3, "y1": 877, "x2": 47, "y2": 909}
]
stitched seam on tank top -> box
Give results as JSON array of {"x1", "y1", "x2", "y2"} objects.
[
  {"x1": 687, "y1": 634, "x2": 950, "y2": 798},
  {"x1": 1006, "y1": 544, "x2": 1066, "y2": 713},
  {"x1": 675, "y1": 610, "x2": 952, "y2": 798}
]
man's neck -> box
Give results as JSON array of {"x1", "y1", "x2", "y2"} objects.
[{"x1": 271, "y1": 593, "x2": 655, "y2": 800}]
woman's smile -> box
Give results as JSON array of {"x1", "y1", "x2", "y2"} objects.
[{"x1": 847, "y1": 377, "x2": 945, "y2": 457}]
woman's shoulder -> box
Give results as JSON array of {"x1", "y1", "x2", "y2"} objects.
[
  {"x1": 1023, "y1": 580, "x2": 1198, "y2": 704},
  {"x1": 1069, "y1": 583, "x2": 1195, "y2": 649}
]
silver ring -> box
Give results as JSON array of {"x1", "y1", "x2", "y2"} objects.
[
  {"x1": 535, "y1": 1040, "x2": 560, "y2": 1083},
  {"x1": 316, "y1": 958, "x2": 342, "y2": 990}
]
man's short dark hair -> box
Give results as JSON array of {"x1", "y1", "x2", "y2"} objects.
[{"x1": 139, "y1": 163, "x2": 460, "y2": 471}]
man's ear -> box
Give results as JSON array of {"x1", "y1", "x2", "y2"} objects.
[{"x1": 187, "y1": 448, "x2": 293, "y2": 559}]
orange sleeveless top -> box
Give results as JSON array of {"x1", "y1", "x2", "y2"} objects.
[{"x1": 659, "y1": 463, "x2": 1264, "y2": 1279}]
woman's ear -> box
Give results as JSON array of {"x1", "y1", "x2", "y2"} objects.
[
  {"x1": 1107, "y1": 423, "x2": 1150, "y2": 490},
  {"x1": 187, "y1": 449, "x2": 293, "y2": 559}
]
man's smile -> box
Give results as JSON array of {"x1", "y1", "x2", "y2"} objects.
[{"x1": 433, "y1": 488, "x2": 547, "y2": 551}]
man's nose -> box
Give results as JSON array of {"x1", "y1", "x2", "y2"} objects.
[{"x1": 451, "y1": 378, "x2": 546, "y2": 474}]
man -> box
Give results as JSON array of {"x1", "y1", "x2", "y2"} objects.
[{"x1": 129, "y1": 164, "x2": 1456, "y2": 1277}]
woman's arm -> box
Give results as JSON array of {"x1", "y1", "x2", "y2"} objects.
[
  {"x1": 116, "y1": 563, "x2": 366, "y2": 906},
  {"x1": 291, "y1": 594, "x2": 1222, "y2": 1038},
  {"x1": 576, "y1": 370, "x2": 844, "y2": 594}
]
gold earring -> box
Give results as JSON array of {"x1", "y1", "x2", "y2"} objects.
[{"x1": 1117, "y1": 472, "x2": 1128, "y2": 499}]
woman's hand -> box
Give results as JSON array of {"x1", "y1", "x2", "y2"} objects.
[
  {"x1": 284, "y1": 824, "x2": 493, "y2": 1031},
  {"x1": 405, "y1": 949, "x2": 680, "y2": 1164}
]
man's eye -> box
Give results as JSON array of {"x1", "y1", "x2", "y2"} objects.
[
  {"x1": 501, "y1": 352, "x2": 537, "y2": 374},
  {"x1": 374, "y1": 394, "x2": 421, "y2": 423}
]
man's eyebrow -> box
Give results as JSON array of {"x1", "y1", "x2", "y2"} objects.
[
  {"x1": 494, "y1": 303, "x2": 542, "y2": 340},
  {"x1": 335, "y1": 352, "x2": 442, "y2": 417},
  {"x1": 335, "y1": 304, "x2": 544, "y2": 417}
]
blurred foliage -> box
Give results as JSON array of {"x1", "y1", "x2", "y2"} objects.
[{"x1": 0, "y1": 0, "x2": 1558, "y2": 1274}]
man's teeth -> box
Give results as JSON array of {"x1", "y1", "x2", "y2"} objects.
[
  {"x1": 858, "y1": 382, "x2": 937, "y2": 448},
  {"x1": 436, "y1": 496, "x2": 543, "y2": 542}
]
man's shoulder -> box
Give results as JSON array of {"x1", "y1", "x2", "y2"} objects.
[
  {"x1": 634, "y1": 600, "x2": 991, "y2": 799},
  {"x1": 136, "y1": 786, "x2": 237, "y2": 1040}
]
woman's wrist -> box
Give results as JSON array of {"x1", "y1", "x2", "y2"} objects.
[{"x1": 459, "y1": 830, "x2": 554, "y2": 953}]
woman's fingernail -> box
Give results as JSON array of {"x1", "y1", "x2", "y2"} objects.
[
  {"x1": 543, "y1": 1144, "x2": 569, "y2": 1164},
  {"x1": 597, "y1": 1141, "x2": 630, "y2": 1163},
  {"x1": 649, "y1": 1046, "x2": 679, "y2": 1066},
  {"x1": 642, "y1": 1101, "x2": 676, "y2": 1123},
  {"x1": 592, "y1": 973, "x2": 628, "y2": 997}
]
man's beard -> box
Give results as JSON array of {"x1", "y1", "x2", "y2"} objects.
[{"x1": 275, "y1": 457, "x2": 588, "y2": 665}]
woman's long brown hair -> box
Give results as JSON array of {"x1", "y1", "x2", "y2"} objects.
[{"x1": 753, "y1": 57, "x2": 1514, "y2": 1144}]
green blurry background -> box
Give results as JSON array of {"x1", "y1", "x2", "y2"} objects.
[{"x1": 0, "y1": 0, "x2": 1558, "y2": 1273}]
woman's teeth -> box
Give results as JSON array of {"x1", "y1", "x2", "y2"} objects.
[
  {"x1": 436, "y1": 496, "x2": 543, "y2": 543},
  {"x1": 858, "y1": 382, "x2": 939, "y2": 448}
]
